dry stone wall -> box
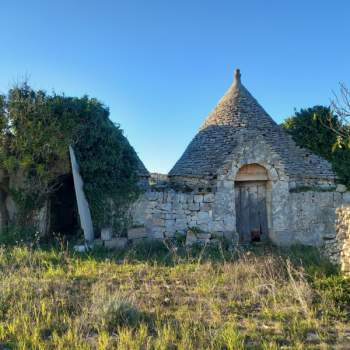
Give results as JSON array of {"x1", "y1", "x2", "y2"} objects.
[
  {"x1": 286, "y1": 191, "x2": 342, "y2": 246},
  {"x1": 131, "y1": 181, "x2": 350, "y2": 272},
  {"x1": 325, "y1": 206, "x2": 350, "y2": 274},
  {"x1": 131, "y1": 188, "x2": 222, "y2": 239}
]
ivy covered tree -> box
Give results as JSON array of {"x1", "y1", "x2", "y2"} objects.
[
  {"x1": 0, "y1": 83, "x2": 141, "y2": 231},
  {"x1": 282, "y1": 106, "x2": 350, "y2": 187}
]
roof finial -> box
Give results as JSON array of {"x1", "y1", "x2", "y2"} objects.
[{"x1": 234, "y1": 68, "x2": 241, "y2": 85}]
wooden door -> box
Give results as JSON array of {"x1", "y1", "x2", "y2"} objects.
[{"x1": 235, "y1": 181, "x2": 268, "y2": 242}]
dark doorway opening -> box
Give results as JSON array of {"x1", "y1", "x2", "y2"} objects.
[{"x1": 50, "y1": 174, "x2": 79, "y2": 235}]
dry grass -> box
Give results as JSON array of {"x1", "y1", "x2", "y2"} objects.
[{"x1": 0, "y1": 238, "x2": 349, "y2": 349}]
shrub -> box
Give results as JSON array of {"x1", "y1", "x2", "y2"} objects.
[
  {"x1": 282, "y1": 106, "x2": 350, "y2": 187},
  {"x1": 0, "y1": 83, "x2": 141, "y2": 232},
  {"x1": 0, "y1": 225, "x2": 39, "y2": 246}
]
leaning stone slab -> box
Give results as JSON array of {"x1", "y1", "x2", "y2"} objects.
[
  {"x1": 69, "y1": 146, "x2": 94, "y2": 242},
  {"x1": 104, "y1": 238, "x2": 128, "y2": 250},
  {"x1": 128, "y1": 227, "x2": 148, "y2": 240}
]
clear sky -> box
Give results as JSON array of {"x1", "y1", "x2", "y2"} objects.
[{"x1": 0, "y1": 1, "x2": 349, "y2": 173}]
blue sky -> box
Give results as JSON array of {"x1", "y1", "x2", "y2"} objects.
[{"x1": 0, "y1": 1, "x2": 349, "y2": 173}]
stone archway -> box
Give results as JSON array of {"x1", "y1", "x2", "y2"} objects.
[{"x1": 234, "y1": 164, "x2": 270, "y2": 242}]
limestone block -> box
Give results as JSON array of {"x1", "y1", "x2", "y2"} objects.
[
  {"x1": 197, "y1": 211, "x2": 210, "y2": 221},
  {"x1": 165, "y1": 219, "x2": 176, "y2": 229},
  {"x1": 188, "y1": 202, "x2": 200, "y2": 211},
  {"x1": 164, "y1": 212, "x2": 175, "y2": 219},
  {"x1": 211, "y1": 220, "x2": 225, "y2": 232},
  {"x1": 160, "y1": 203, "x2": 172, "y2": 211},
  {"x1": 178, "y1": 193, "x2": 188, "y2": 203},
  {"x1": 336, "y1": 184, "x2": 347, "y2": 193},
  {"x1": 104, "y1": 238, "x2": 128, "y2": 250},
  {"x1": 172, "y1": 201, "x2": 184, "y2": 211},
  {"x1": 223, "y1": 216, "x2": 235, "y2": 230},
  {"x1": 197, "y1": 233, "x2": 211, "y2": 240},
  {"x1": 342, "y1": 192, "x2": 350, "y2": 204},
  {"x1": 197, "y1": 223, "x2": 209, "y2": 232},
  {"x1": 165, "y1": 191, "x2": 176, "y2": 203},
  {"x1": 164, "y1": 231, "x2": 176, "y2": 238},
  {"x1": 321, "y1": 207, "x2": 336, "y2": 223},
  {"x1": 222, "y1": 180, "x2": 233, "y2": 189},
  {"x1": 175, "y1": 219, "x2": 187, "y2": 229},
  {"x1": 203, "y1": 193, "x2": 214, "y2": 203},
  {"x1": 333, "y1": 192, "x2": 342, "y2": 205},
  {"x1": 152, "y1": 218, "x2": 165, "y2": 227},
  {"x1": 128, "y1": 227, "x2": 148, "y2": 240},
  {"x1": 101, "y1": 227, "x2": 113, "y2": 241},
  {"x1": 194, "y1": 195, "x2": 203, "y2": 203},
  {"x1": 145, "y1": 191, "x2": 159, "y2": 201},
  {"x1": 200, "y1": 202, "x2": 211, "y2": 211},
  {"x1": 269, "y1": 230, "x2": 294, "y2": 246},
  {"x1": 188, "y1": 220, "x2": 197, "y2": 227},
  {"x1": 149, "y1": 227, "x2": 165, "y2": 239},
  {"x1": 73, "y1": 244, "x2": 90, "y2": 253},
  {"x1": 180, "y1": 202, "x2": 189, "y2": 210}
]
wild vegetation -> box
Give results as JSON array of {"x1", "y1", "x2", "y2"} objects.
[
  {"x1": 0, "y1": 83, "x2": 140, "y2": 230},
  {"x1": 0, "y1": 231, "x2": 349, "y2": 349},
  {"x1": 282, "y1": 105, "x2": 350, "y2": 187}
]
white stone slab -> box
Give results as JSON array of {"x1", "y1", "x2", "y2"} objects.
[{"x1": 69, "y1": 145, "x2": 94, "y2": 242}]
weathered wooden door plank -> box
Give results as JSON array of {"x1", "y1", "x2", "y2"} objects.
[{"x1": 235, "y1": 181, "x2": 268, "y2": 242}]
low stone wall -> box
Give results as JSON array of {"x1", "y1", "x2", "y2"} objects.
[
  {"x1": 131, "y1": 188, "x2": 219, "y2": 239},
  {"x1": 286, "y1": 191, "x2": 342, "y2": 246},
  {"x1": 324, "y1": 206, "x2": 350, "y2": 274},
  {"x1": 131, "y1": 174, "x2": 350, "y2": 272}
]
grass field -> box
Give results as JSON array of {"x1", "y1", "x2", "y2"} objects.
[{"x1": 0, "y1": 234, "x2": 349, "y2": 349}]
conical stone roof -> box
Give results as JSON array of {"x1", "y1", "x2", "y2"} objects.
[{"x1": 169, "y1": 69, "x2": 335, "y2": 181}]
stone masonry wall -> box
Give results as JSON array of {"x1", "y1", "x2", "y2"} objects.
[
  {"x1": 286, "y1": 191, "x2": 342, "y2": 246},
  {"x1": 132, "y1": 182, "x2": 350, "y2": 273},
  {"x1": 131, "y1": 188, "x2": 221, "y2": 239},
  {"x1": 324, "y1": 205, "x2": 350, "y2": 274}
]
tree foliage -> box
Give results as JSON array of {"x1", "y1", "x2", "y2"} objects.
[
  {"x1": 282, "y1": 106, "x2": 350, "y2": 187},
  {"x1": 0, "y1": 83, "x2": 141, "y2": 230}
]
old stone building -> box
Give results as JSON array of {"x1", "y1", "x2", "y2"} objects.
[{"x1": 132, "y1": 69, "x2": 350, "y2": 254}]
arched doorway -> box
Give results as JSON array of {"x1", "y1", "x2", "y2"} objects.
[{"x1": 235, "y1": 164, "x2": 269, "y2": 242}]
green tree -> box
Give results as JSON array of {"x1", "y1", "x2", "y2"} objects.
[{"x1": 282, "y1": 106, "x2": 350, "y2": 187}]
